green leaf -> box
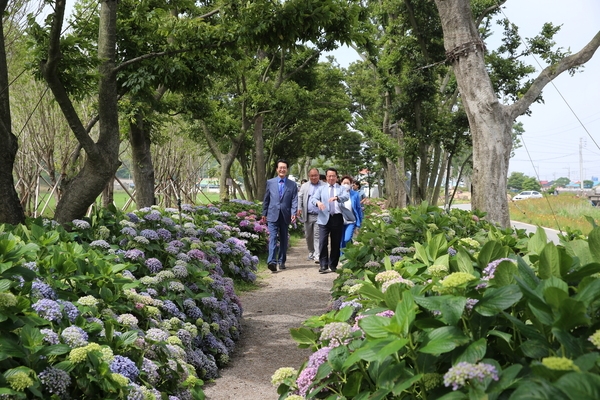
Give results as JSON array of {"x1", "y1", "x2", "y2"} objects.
[
  {"x1": 456, "y1": 247, "x2": 474, "y2": 274},
  {"x1": 520, "y1": 340, "x2": 549, "y2": 358},
  {"x1": 539, "y1": 242, "x2": 561, "y2": 279},
  {"x1": 428, "y1": 233, "x2": 448, "y2": 260},
  {"x1": 419, "y1": 326, "x2": 469, "y2": 355},
  {"x1": 342, "y1": 338, "x2": 408, "y2": 368},
  {"x1": 477, "y1": 241, "x2": 508, "y2": 269},
  {"x1": 328, "y1": 345, "x2": 349, "y2": 371},
  {"x1": 342, "y1": 371, "x2": 364, "y2": 397},
  {"x1": 528, "y1": 227, "x2": 549, "y2": 255},
  {"x1": 490, "y1": 259, "x2": 517, "y2": 286},
  {"x1": 395, "y1": 291, "x2": 415, "y2": 336},
  {"x1": 543, "y1": 287, "x2": 568, "y2": 310},
  {"x1": 589, "y1": 227, "x2": 600, "y2": 263},
  {"x1": 290, "y1": 327, "x2": 317, "y2": 345},
  {"x1": 575, "y1": 277, "x2": 600, "y2": 306},
  {"x1": 414, "y1": 242, "x2": 430, "y2": 266},
  {"x1": 383, "y1": 283, "x2": 404, "y2": 310},
  {"x1": 565, "y1": 262, "x2": 600, "y2": 282},
  {"x1": 119, "y1": 331, "x2": 138, "y2": 346},
  {"x1": 360, "y1": 315, "x2": 392, "y2": 339},
  {"x1": 439, "y1": 296, "x2": 467, "y2": 326},
  {"x1": 555, "y1": 372, "x2": 600, "y2": 400},
  {"x1": 455, "y1": 338, "x2": 486, "y2": 364},
  {"x1": 392, "y1": 374, "x2": 422, "y2": 395},
  {"x1": 488, "y1": 330, "x2": 513, "y2": 346},
  {"x1": 553, "y1": 298, "x2": 590, "y2": 331},
  {"x1": 565, "y1": 239, "x2": 595, "y2": 267},
  {"x1": 335, "y1": 306, "x2": 354, "y2": 322},
  {"x1": 358, "y1": 283, "x2": 386, "y2": 302},
  {"x1": 475, "y1": 285, "x2": 522, "y2": 316},
  {"x1": 38, "y1": 344, "x2": 71, "y2": 356},
  {"x1": 0, "y1": 279, "x2": 11, "y2": 292}
]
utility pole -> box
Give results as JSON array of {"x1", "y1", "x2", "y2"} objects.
[{"x1": 580, "y1": 138, "x2": 584, "y2": 192}]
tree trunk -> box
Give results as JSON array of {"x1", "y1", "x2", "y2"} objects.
[
  {"x1": 130, "y1": 112, "x2": 155, "y2": 207},
  {"x1": 253, "y1": 114, "x2": 267, "y2": 201},
  {"x1": 43, "y1": 0, "x2": 121, "y2": 224},
  {"x1": 431, "y1": 148, "x2": 446, "y2": 206},
  {"x1": 435, "y1": 0, "x2": 600, "y2": 227},
  {"x1": 434, "y1": 0, "x2": 512, "y2": 227},
  {"x1": 0, "y1": 2, "x2": 25, "y2": 225}
]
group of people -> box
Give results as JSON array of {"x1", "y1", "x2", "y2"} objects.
[{"x1": 262, "y1": 160, "x2": 364, "y2": 274}]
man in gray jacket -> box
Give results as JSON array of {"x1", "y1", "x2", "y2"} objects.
[
  {"x1": 297, "y1": 168, "x2": 326, "y2": 262},
  {"x1": 310, "y1": 168, "x2": 349, "y2": 273}
]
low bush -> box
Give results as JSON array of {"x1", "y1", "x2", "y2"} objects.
[
  {"x1": 0, "y1": 200, "x2": 268, "y2": 399},
  {"x1": 275, "y1": 203, "x2": 600, "y2": 399}
]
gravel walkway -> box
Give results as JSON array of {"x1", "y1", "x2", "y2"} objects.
[{"x1": 202, "y1": 242, "x2": 336, "y2": 399}]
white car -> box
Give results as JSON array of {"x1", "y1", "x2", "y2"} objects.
[{"x1": 513, "y1": 191, "x2": 543, "y2": 200}]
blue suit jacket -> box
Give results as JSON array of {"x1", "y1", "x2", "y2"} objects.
[
  {"x1": 349, "y1": 189, "x2": 364, "y2": 228},
  {"x1": 309, "y1": 183, "x2": 349, "y2": 225},
  {"x1": 262, "y1": 177, "x2": 298, "y2": 223}
]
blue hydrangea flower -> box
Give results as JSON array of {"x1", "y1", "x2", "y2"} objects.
[
  {"x1": 39, "y1": 367, "x2": 71, "y2": 395},
  {"x1": 110, "y1": 355, "x2": 139, "y2": 381},
  {"x1": 32, "y1": 299, "x2": 62, "y2": 322}
]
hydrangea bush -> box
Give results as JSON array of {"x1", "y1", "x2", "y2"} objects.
[
  {"x1": 0, "y1": 200, "x2": 268, "y2": 399},
  {"x1": 275, "y1": 202, "x2": 600, "y2": 399}
]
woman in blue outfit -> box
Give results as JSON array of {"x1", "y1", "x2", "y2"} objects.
[{"x1": 340, "y1": 176, "x2": 363, "y2": 249}]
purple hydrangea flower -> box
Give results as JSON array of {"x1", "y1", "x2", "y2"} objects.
[
  {"x1": 32, "y1": 299, "x2": 62, "y2": 322},
  {"x1": 145, "y1": 258, "x2": 163, "y2": 274},
  {"x1": 32, "y1": 279, "x2": 57, "y2": 300},
  {"x1": 140, "y1": 229, "x2": 159, "y2": 240},
  {"x1": 126, "y1": 212, "x2": 140, "y2": 223},
  {"x1": 120, "y1": 227, "x2": 137, "y2": 236},
  {"x1": 39, "y1": 367, "x2": 71, "y2": 395},
  {"x1": 110, "y1": 355, "x2": 139, "y2": 381},
  {"x1": 58, "y1": 300, "x2": 79, "y2": 322},
  {"x1": 143, "y1": 211, "x2": 161, "y2": 221},
  {"x1": 124, "y1": 249, "x2": 145, "y2": 261},
  {"x1": 40, "y1": 328, "x2": 60, "y2": 345},
  {"x1": 156, "y1": 228, "x2": 172, "y2": 240}
]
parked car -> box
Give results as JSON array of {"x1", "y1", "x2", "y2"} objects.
[{"x1": 512, "y1": 190, "x2": 543, "y2": 200}]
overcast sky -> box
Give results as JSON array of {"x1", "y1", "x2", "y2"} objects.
[{"x1": 325, "y1": 0, "x2": 600, "y2": 183}]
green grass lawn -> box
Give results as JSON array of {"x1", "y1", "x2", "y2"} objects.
[{"x1": 509, "y1": 192, "x2": 600, "y2": 235}]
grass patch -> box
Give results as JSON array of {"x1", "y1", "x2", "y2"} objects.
[{"x1": 509, "y1": 192, "x2": 600, "y2": 235}]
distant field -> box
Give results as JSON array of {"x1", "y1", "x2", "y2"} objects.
[
  {"x1": 31, "y1": 190, "x2": 222, "y2": 218},
  {"x1": 509, "y1": 192, "x2": 600, "y2": 235}
]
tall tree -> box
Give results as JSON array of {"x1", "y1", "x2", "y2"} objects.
[
  {"x1": 434, "y1": 0, "x2": 600, "y2": 226},
  {"x1": 0, "y1": 0, "x2": 41, "y2": 224}
]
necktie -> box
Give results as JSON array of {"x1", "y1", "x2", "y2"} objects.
[
  {"x1": 329, "y1": 185, "x2": 335, "y2": 214},
  {"x1": 279, "y1": 179, "x2": 284, "y2": 199}
]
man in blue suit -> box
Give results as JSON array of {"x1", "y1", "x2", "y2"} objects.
[
  {"x1": 262, "y1": 159, "x2": 298, "y2": 272},
  {"x1": 309, "y1": 168, "x2": 349, "y2": 273}
]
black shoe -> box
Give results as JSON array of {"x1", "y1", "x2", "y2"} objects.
[
  {"x1": 279, "y1": 264, "x2": 286, "y2": 270},
  {"x1": 267, "y1": 262, "x2": 277, "y2": 272},
  {"x1": 314, "y1": 259, "x2": 320, "y2": 264},
  {"x1": 330, "y1": 267, "x2": 337, "y2": 272},
  {"x1": 319, "y1": 267, "x2": 329, "y2": 274}
]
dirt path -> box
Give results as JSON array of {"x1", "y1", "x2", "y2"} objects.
[{"x1": 202, "y1": 242, "x2": 336, "y2": 399}]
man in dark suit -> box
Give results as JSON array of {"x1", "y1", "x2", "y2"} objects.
[
  {"x1": 262, "y1": 159, "x2": 298, "y2": 272},
  {"x1": 309, "y1": 168, "x2": 349, "y2": 273}
]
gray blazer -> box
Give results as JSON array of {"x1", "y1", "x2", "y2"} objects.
[
  {"x1": 262, "y1": 177, "x2": 298, "y2": 224},
  {"x1": 309, "y1": 183, "x2": 349, "y2": 225},
  {"x1": 298, "y1": 180, "x2": 327, "y2": 223}
]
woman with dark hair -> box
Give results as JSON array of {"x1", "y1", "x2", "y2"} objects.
[{"x1": 339, "y1": 175, "x2": 363, "y2": 249}]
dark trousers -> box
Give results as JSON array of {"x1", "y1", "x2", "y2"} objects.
[{"x1": 318, "y1": 213, "x2": 344, "y2": 270}]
